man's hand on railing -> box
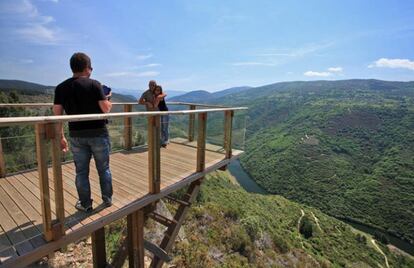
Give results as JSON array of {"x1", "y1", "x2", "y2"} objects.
[{"x1": 61, "y1": 137, "x2": 69, "y2": 153}]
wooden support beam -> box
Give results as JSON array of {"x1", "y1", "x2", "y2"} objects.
[
  {"x1": 151, "y1": 114, "x2": 207, "y2": 267},
  {"x1": 223, "y1": 110, "x2": 234, "y2": 159},
  {"x1": 151, "y1": 180, "x2": 202, "y2": 268},
  {"x1": 148, "y1": 115, "x2": 161, "y2": 194},
  {"x1": 48, "y1": 123, "x2": 65, "y2": 239},
  {"x1": 188, "y1": 105, "x2": 196, "y2": 142},
  {"x1": 124, "y1": 104, "x2": 133, "y2": 150},
  {"x1": 196, "y1": 112, "x2": 207, "y2": 172},
  {"x1": 148, "y1": 212, "x2": 177, "y2": 227},
  {"x1": 164, "y1": 195, "x2": 191, "y2": 207},
  {"x1": 127, "y1": 210, "x2": 145, "y2": 268},
  {"x1": 143, "y1": 240, "x2": 171, "y2": 262},
  {"x1": 92, "y1": 227, "x2": 107, "y2": 268},
  {"x1": 0, "y1": 138, "x2": 6, "y2": 178},
  {"x1": 35, "y1": 123, "x2": 53, "y2": 242}
]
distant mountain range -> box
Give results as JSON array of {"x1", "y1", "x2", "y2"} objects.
[
  {"x1": 0, "y1": 79, "x2": 136, "y2": 103},
  {"x1": 0, "y1": 79, "x2": 54, "y2": 95},
  {"x1": 169, "y1": 86, "x2": 252, "y2": 103},
  {"x1": 113, "y1": 88, "x2": 187, "y2": 100},
  {"x1": 0, "y1": 79, "x2": 255, "y2": 103}
]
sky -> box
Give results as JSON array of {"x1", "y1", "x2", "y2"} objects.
[{"x1": 0, "y1": 0, "x2": 414, "y2": 92}]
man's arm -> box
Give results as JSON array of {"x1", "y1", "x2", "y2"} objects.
[
  {"x1": 138, "y1": 96, "x2": 146, "y2": 105},
  {"x1": 138, "y1": 92, "x2": 155, "y2": 109},
  {"x1": 99, "y1": 99, "x2": 112, "y2": 113},
  {"x1": 95, "y1": 81, "x2": 112, "y2": 113},
  {"x1": 153, "y1": 94, "x2": 166, "y2": 108},
  {"x1": 52, "y1": 104, "x2": 69, "y2": 152}
]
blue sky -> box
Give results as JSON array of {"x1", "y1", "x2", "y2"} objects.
[{"x1": 0, "y1": 0, "x2": 414, "y2": 92}]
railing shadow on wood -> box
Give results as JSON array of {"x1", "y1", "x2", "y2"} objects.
[{"x1": 0, "y1": 103, "x2": 247, "y2": 251}]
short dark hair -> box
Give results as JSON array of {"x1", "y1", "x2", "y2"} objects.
[
  {"x1": 149, "y1": 80, "x2": 157, "y2": 87},
  {"x1": 155, "y1": 85, "x2": 163, "y2": 94},
  {"x1": 70, "y1": 52, "x2": 91, "y2": 73}
]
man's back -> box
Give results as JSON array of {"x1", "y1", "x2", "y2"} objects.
[{"x1": 54, "y1": 76, "x2": 107, "y2": 136}]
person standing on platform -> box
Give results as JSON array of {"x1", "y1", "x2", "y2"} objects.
[
  {"x1": 53, "y1": 52, "x2": 113, "y2": 212},
  {"x1": 138, "y1": 80, "x2": 157, "y2": 111},
  {"x1": 153, "y1": 85, "x2": 169, "y2": 148}
]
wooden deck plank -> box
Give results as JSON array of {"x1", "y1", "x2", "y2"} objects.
[
  {"x1": 0, "y1": 200, "x2": 34, "y2": 255},
  {"x1": 13, "y1": 173, "x2": 83, "y2": 233},
  {"x1": 63, "y1": 163, "x2": 143, "y2": 206},
  {"x1": 0, "y1": 180, "x2": 45, "y2": 249},
  {"x1": 111, "y1": 153, "x2": 187, "y2": 186},
  {"x1": 0, "y1": 184, "x2": 42, "y2": 244},
  {"x1": 111, "y1": 152, "x2": 192, "y2": 188},
  {"x1": 21, "y1": 171, "x2": 87, "y2": 230},
  {"x1": 0, "y1": 225, "x2": 17, "y2": 263}
]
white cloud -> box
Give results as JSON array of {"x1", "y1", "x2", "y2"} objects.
[
  {"x1": 19, "y1": 59, "x2": 33, "y2": 64},
  {"x1": 137, "y1": 71, "x2": 159, "y2": 77},
  {"x1": 105, "y1": 71, "x2": 159, "y2": 78},
  {"x1": 0, "y1": 0, "x2": 61, "y2": 45},
  {"x1": 17, "y1": 24, "x2": 59, "y2": 44},
  {"x1": 304, "y1": 66, "x2": 343, "y2": 77},
  {"x1": 304, "y1": 71, "x2": 332, "y2": 77},
  {"x1": 368, "y1": 58, "x2": 414, "y2": 70},
  {"x1": 136, "y1": 54, "x2": 153, "y2": 60},
  {"x1": 258, "y1": 41, "x2": 335, "y2": 58},
  {"x1": 231, "y1": 62, "x2": 276, "y2": 67},
  {"x1": 328, "y1": 67, "x2": 343, "y2": 72},
  {"x1": 133, "y1": 63, "x2": 162, "y2": 68}
]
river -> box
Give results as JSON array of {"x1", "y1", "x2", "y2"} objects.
[{"x1": 227, "y1": 160, "x2": 414, "y2": 256}]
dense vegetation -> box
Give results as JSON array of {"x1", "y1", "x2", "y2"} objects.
[
  {"x1": 174, "y1": 79, "x2": 414, "y2": 244},
  {"x1": 167, "y1": 172, "x2": 414, "y2": 267}
]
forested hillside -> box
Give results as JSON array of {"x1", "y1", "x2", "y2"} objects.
[
  {"x1": 167, "y1": 172, "x2": 414, "y2": 267},
  {"x1": 173, "y1": 79, "x2": 414, "y2": 244}
]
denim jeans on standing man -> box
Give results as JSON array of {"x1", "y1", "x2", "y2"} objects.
[
  {"x1": 161, "y1": 115, "x2": 169, "y2": 146},
  {"x1": 70, "y1": 135, "x2": 113, "y2": 207}
]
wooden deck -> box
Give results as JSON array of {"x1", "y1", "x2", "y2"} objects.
[{"x1": 0, "y1": 140, "x2": 242, "y2": 265}]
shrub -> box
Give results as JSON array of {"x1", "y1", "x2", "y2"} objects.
[
  {"x1": 272, "y1": 234, "x2": 290, "y2": 253},
  {"x1": 228, "y1": 225, "x2": 252, "y2": 256},
  {"x1": 299, "y1": 217, "x2": 314, "y2": 239}
]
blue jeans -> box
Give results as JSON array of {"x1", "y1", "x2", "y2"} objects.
[
  {"x1": 70, "y1": 136, "x2": 113, "y2": 207},
  {"x1": 161, "y1": 115, "x2": 169, "y2": 145}
]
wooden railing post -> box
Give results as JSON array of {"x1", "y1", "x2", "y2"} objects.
[
  {"x1": 92, "y1": 227, "x2": 107, "y2": 268},
  {"x1": 197, "y1": 113, "x2": 207, "y2": 172},
  {"x1": 188, "y1": 105, "x2": 196, "y2": 142},
  {"x1": 148, "y1": 115, "x2": 161, "y2": 194},
  {"x1": 127, "y1": 210, "x2": 145, "y2": 268},
  {"x1": 48, "y1": 123, "x2": 65, "y2": 239},
  {"x1": 35, "y1": 123, "x2": 53, "y2": 241},
  {"x1": 223, "y1": 110, "x2": 234, "y2": 159},
  {"x1": 0, "y1": 138, "x2": 6, "y2": 178},
  {"x1": 124, "y1": 104, "x2": 133, "y2": 150}
]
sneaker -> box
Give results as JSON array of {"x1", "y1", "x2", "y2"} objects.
[
  {"x1": 103, "y1": 198, "x2": 112, "y2": 208},
  {"x1": 161, "y1": 144, "x2": 167, "y2": 148},
  {"x1": 75, "y1": 201, "x2": 92, "y2": 212}
]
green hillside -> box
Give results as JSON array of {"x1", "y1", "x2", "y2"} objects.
[
  {"x1": 174, "y1": 79, "x2": 414, "y2": 244},
  {"x1": 167, "y1": 172, "x2": 414, "y2": 267}
]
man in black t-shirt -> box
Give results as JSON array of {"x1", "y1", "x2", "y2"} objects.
[{"x1": 53, "y1": 52, "x2": 113, "y2": 212}]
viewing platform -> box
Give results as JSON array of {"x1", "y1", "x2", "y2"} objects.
[{"x1": 0, "y1": 102, "x2": 246, "y2": 267}]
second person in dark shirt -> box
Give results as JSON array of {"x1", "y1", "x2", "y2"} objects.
[{"x1": 153, "y1": 85, "x2": 169, "y2": 148}]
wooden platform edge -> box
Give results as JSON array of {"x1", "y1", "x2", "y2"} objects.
[{"x1": 1, "y1": 153, "x2": 242, "y2": 268}]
